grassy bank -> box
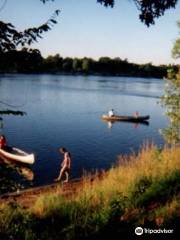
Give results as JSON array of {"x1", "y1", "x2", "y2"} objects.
[{"x1": 0, "y1": 144, "x2": 180, "y2": 239}]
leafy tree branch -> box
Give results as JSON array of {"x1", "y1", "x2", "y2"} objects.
[
  {"x1": 0, "y1": 10, "x2": 60, "y2": 53},
  {"x1": 0, "y1": 1, "x2": 179, "y2": 53},
  {"x1": 161, "y1": 21, "x2": 180, "y2": 144}
]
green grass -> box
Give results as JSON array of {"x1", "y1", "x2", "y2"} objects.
[{"x1": 0, "y1": 145, "x2": 179, "y2": 239}]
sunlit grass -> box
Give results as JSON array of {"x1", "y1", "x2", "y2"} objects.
[
  {"x1": 0, "y1": 144, "x2": 179, "y2": 239},
  {"x1": 75, "y1": 144, "x2": 180, "y2": 206}
]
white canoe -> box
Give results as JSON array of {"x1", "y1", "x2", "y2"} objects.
[{"x1": 0, "y1": 147, "x2": 35, "y2": 164}]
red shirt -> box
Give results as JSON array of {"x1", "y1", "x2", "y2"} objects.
[{"x1": 0, "y1": 138, "x2": 6, "y2": 148}]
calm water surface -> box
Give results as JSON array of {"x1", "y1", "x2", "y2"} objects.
[{"x1": 0, "y1": 74, "x2": 168, "y2": 189}]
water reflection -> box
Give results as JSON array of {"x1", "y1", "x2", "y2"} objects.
[
  {"x1": 0, "y1": 119, "x2": 3, "y2": 129},
  {"x1": 102, "y1": 119, "x2": 149, "y2": 129},
  {"x1": 0, "y1": 157, "x2": 34, "y2": 181},
  {"x1": 0, "y1": 156, "x2": 34, "y2": 194}
]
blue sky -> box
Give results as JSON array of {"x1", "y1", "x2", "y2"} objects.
[{"x1": 1, "y1": 0, "x2": 180, "y2": 64}]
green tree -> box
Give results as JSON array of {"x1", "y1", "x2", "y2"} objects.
[
  {"x1": 0, "y1": 9, "x2": 60, "y2": 53},
  {"x1": 82, "y1": 58, "x2": 91, "y2": 73},
  {"x1": 62, "y1": 57, "x2": 73, "y2": 72},
  {"x1": 161, "y1": 21, "x2": 180, "y2": 144},
  {"x1": 172, "y1": 22, "x2": 180, "y2": 58},
  {"x1": 72, "y1": 58, "x2": 82, "y2": 72},
  {"x1": 98, "y1": 0, "x2": 179, "y2": 26},
  {"x1": 43, "y1": 54, "x2": 63, "y2": 72}
]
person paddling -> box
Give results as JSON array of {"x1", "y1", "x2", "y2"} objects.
[
  {"x1": 54, "y1": 147, "x2": 71, "y2": 183},
  {"x1": 108, "y1": 109, "x2": 115, "y2": 117},
  {"x1": 134, "y1": 111, "x2": 139, "y2": 118},
  {"x1": 0, "y1": 135, "x2": 7, "y2": 149}
]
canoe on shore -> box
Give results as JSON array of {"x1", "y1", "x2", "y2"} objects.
[
  {"x1": 102, "y1": 114, "x2": 150, "y2": 122},
  {"x1": 0, "y1": 147, "x2": 35, "y2": 164}
]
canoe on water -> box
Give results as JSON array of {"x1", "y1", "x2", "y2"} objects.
[
  {"x1": 0, "y1": 147, "x2": 35, "y2": 164},
  {"x1": 102, "y1": 115, "x2": 150, "y2": 122}
]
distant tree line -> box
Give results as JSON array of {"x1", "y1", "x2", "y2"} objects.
[{"x1": 0, "y1": 48, "x2": 178, "y2": 78}]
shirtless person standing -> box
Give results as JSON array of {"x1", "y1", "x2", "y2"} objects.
[{"x1": 54, "y1": 147, "x2": 71, "y2": 183}]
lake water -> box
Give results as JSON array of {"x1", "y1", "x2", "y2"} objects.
[{"x1": 0, "y1": 74, "x2": 168, "y2": 190}]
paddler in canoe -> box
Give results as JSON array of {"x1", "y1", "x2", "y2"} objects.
[
  {"x1": 103, "y1": 109, "x2": 149, "y2": 122},
  {"x1": 0, "y1": 135, "x2": 7, "y2": 150},
  {"x1": 133, "y1": 111, "x2": 139, "y2": 118},
  {"x1": 0, "y1": 135, "x2": 35, "y2": 164},
  {"x1": 108, "y1": 109, "x2": 115, "y2": 117},
  {"x1": 0, "y1": 135, "x2": 13, "y2": 152}
]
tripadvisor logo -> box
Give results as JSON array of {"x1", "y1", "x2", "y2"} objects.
[
  {"x1": 135, "y1": 226, "x2": 174, "y2": 235},
  {"x1": 135, "y1": 227, "x2": 143, "y2": 235}
]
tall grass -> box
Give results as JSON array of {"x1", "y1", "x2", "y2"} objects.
[
  {"x1": 76, "y1": 144, "x2": 180, "y2": 204},
  {"x1": 0, "y1": 144, "x2": 179, "y2": 239}
]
